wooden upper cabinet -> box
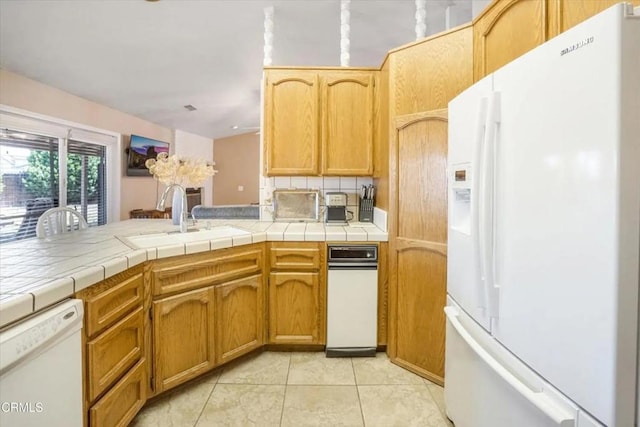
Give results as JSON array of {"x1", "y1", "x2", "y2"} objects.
[
  {"x1": 264, "y1": 68, "x2": 377, "y2": 176},
  {"x1": 547, "y1": 0, "x2": 640, "y2": 37},
  {"x1": 392, "y1": 25, "x2": 473, "y2": 115},
  {"x1": 264, "y1": 70, "x2": 320, "y2": 175},
  {"x1": 473, "y1": 0, "x2": 546, "y2": 80},
  {"x1": 472, "y1": 0, "x2": 640, "y2": 81},
  {"x1": 321, "y1": 72, "x2": 374, "y2": 175}
]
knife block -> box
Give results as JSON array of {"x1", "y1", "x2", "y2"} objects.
[{"x1": 358, "y1": 198, "x2": 374, "y2": 222}]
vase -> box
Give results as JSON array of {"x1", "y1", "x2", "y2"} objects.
[{"x1": 171, "y1": 186, "x2": 183, "y2": 226}]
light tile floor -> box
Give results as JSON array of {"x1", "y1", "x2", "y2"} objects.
[{"x1": 131, "y1": 352, "x2": 453, "y2": 427}]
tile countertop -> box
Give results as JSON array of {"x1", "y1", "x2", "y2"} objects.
[{"x1": 0, "y1": 219, "x2": 388, "y2": 328}]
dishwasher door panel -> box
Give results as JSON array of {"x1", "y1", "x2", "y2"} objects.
[
  {"x1": 326, "y1": 268, "x2": 378, "y2": 348},
  {"x1": 0, "y1": 299, "x2": 83, "y2": 427}
]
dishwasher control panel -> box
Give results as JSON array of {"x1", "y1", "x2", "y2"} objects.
[
  {"x1": 0, "y1": 299, "x2": 83, "y2": 371},
  {"x1": 327, "y1": 245, "x2": 378, "y2": 264}
]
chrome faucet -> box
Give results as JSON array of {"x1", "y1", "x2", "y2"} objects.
[{"x1": 157, "y1": 184, "x2": 189, "y2": 233}]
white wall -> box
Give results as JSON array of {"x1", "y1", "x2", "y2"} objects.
[
  {"x1": 0, "y1": 69, "x2": 174, "y2": 220},
  {"x1": 173, "y1": 129, "x2": 214, "y2": 206}
]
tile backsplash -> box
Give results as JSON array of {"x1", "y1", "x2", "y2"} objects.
[{"x1": 259, "y1": 176, "x2": 374, "y2": 221}]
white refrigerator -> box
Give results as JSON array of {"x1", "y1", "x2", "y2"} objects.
[{"x1": 445, "y1": 4, "x2": 640, "y2": 427}]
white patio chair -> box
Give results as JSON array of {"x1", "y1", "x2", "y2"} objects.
[{"x1": 36, "y1": 207, "x2": 89, "y2": 238}]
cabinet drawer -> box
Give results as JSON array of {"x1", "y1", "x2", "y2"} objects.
[
  {"x1": 270, "y1": 242, "x2": 322, "y2": 270},
  {"x1": 89, "y1": 359, "x2": 146, "y2": 427},
  {"x1": 87, "y1": 307, "x2": 144, "y2": 403},
  {"x1": 150, "y1": 246, "x2": 264, "y2": 296},
  {"x1": 82, "y1": 269, "x2": 144, "y2": 338}
]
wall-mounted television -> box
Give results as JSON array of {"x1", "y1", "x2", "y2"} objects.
[{"x1": 126, "y1": 134, "x2": 170, "y2": 176}]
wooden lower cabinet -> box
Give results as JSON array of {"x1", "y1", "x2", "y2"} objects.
[
  {"x1": 269, "y1": 271, "x2": 322, "y2": 344},
  {"x1": 86, "y1": 307, "x2": 144, "y2": 402},
  {"x1": 149, "y1": 245, "x2": 263, "y2": 297},
  {"x1": 268, "y1": 242, "x2": 325, "y2": 345},
  {"x1": 76, "y1": 265, "x2": 148, "y2": 427},
  {"x1": 152, "y1": 286, "x2": 216, "y2": 393},
  {"x1": 89, "y1": 359, "x2": 146, "y2": 427},
  {"x1": 215, "y1": 274, "x2": 265, "y2": 364}
]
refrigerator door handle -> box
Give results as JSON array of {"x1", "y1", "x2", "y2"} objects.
[
  {"x1": 482, "y1": 92, "x2": 501, "y2": 318},
  {"x1": 472, "y1": 97, "x2": 489, "y2": 310},
  {"x1": 444, "y1": 306, "x2": 576, "y2": 426}
]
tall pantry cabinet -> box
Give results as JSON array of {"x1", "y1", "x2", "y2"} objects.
[{"x1": 385, "y1": 24, "x2": 473, "y2": 385}]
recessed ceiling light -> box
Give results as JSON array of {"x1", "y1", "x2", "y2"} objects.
[
  {"x1": 184, "y1": 104, "x2": 197, "y2": 112},
  {"x1": 231, "y1": 125, "x2": 239, "y2": 129}
]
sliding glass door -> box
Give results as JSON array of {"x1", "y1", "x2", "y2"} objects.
[
  {"x1": 67, "y1": 139, "x2": 107, "y2": 227},
  {"x1": 0, "y1": 130, "x2": 107, "y2": 242}
]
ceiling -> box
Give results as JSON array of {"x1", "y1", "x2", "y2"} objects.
[{"x1": 0, "y1": 0, "x2": 487, "y2": 140}]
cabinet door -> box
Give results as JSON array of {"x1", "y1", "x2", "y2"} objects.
[
  {"x1": 152, "y1": 287, "x2": 216, "y2": 393},
  {"x1": 264, "y1": 70, "x2": 320, "y2": 175},
  {"x1": 388, "y1": 110, "x2": 448, "y2": 386},
  {"x1": 473, "y1": 0, "x2": 546, "y2": 81},
  {"x1": 321, "y1": 72, "x2": 374, "y2": 175},
  {"x1": 269, "y1": 272, "x2": 322, "y2": 344},
  {"x1": 215, "y1": 274, "x2": 264, "y2": 364}
]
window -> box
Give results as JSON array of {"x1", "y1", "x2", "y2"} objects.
[
  {"x1": 67, "y1": 139, "x2": 107, "y2": 227},
  {"x1": 0, "y1": 109, "x2": 120, "y2": 243}
]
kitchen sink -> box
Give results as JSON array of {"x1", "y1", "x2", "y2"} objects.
[{"x1": 118, "y1": 225, "x2": 252, "y2": 249}]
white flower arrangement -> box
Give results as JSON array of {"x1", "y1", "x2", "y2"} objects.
[{"x1": 145, "y1": 152, "x2": 217, "y2": 187}]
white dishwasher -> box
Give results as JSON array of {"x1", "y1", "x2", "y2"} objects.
[
  {"x1": 0, "y1": 299, "x2": 84, "y2": 427},
  {"x1": 326, "y1": 245, "x2": 378, "y2": 357}
]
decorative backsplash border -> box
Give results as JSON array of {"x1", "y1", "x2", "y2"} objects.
[{"x1": 259, "y1": 175, "x2": 374, "y2": 222}]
